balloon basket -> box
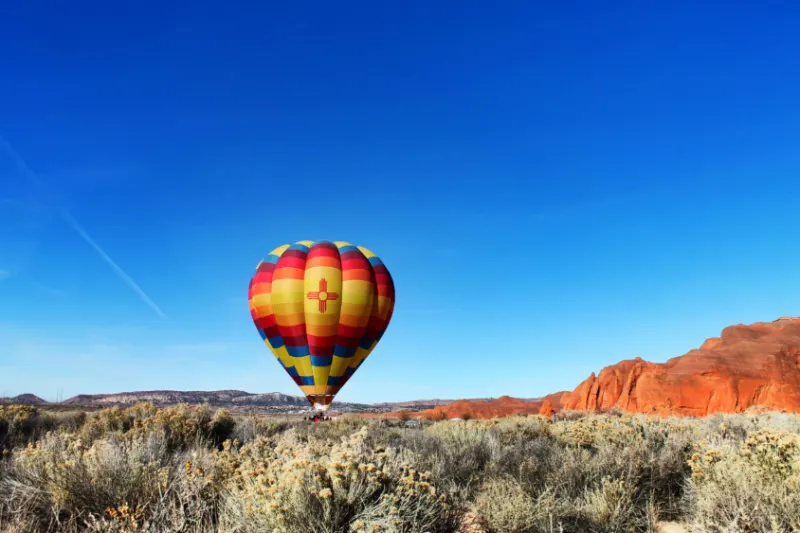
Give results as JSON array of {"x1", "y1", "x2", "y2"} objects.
[{"x1": 305, "y1": 408, "x2": 333, "y2": 423}]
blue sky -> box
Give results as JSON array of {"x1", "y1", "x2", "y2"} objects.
[{"x1": 1, "y1": 1, "x2": 799, "y2": 403}]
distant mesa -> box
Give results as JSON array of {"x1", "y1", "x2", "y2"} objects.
[
  {"x1": 60, "y1": 390, "x2": 306, "y2": 407},
  {"x1": 0, "y1": 394, "x2": 47, "y2": 405},
  {"x1": 51, "y1": 390, "x2": 506, "y2": 415},
  {"x1": 35, "y1": 390, "x2": 465, "y2": 415}
]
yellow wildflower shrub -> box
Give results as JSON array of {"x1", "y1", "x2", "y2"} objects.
[
  {"x1": 221, "y1": 426, "x2": 456, "y2": 533},
  {"x1": 686, "y1": 428, "x2": 800, "y2": 532}
]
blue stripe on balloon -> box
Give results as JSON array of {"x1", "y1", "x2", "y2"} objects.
[
  {"x1": 285, "y1": 344, "x2": 309, "y2": 357},
  {"x1": 267, "y1": 336, "x2": 285, "y2": 349},
  {"x1": 359, "y1": 337, "x2": 373, "y2": 349},
  {"x1": 287, "y1": 243, "x2": 310, "y2": 253},
  {"x1": 334, "y1": 345, "x2": 357, "y2": 358},
  {"x1": 311, "y1": 355, "x2": 333, "y2": 367}
]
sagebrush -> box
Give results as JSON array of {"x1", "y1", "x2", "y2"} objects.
[{"x1": 1, "y1": 403, "x2": 799, "y2": 532}]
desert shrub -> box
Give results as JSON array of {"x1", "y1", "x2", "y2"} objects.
[
  {"x1": 686, "y1": 428, "x2": 800, "y2": 532},
  {"x1": 295, "y1": 416, "x2": 373, "y2": 444},
  {"x1": 581, "y1": 475, "x2": 645, "y2": 532},
  {"x1": 603, "y1": 407, "x2": 625, "y2": 417},
  {"x1": 77, "y1": 403, "x2": 234, "y2": 451},
  {"x1": 0, "y1": 406, "x2": 85, "y2": 452},
  {"x1": 490, "y1": 415, "x2": 552, "y2": 445},
  {"x1": 1, "y1": 406, "x2": 42, "y2": 451},
  {"x1": 50, "y1": 412, "x2": 88, "y2": 433},
  {"x1": 231, "y1": 415, "x2": 291, "y2": 443},
  {"x1": 6, "y1": 406, "x2": 800, "y2": 532},
  {"x1": 0, "y1": 429, "x2": 245, "y2": 533},
  {"x1": 472, "y1": 414, "x2": 692, "y2": 531},
  {"x1": 402, "y1": 421, "x2": 496, "y2": 502},
  {"x1": 208, "y1": 409, "x2": 235, "y2": 445},
  {"x1": 475, "y1": 476, "x2": 564, "y2": 533},
  {"x1": 129, "y1": 404, "x2": 216, "y2": 451},
  {"x1": 698, "y1": 413, "x2": 756, "y2": 444},
  {"x1": 553, "y1": 409, "x2": 587, "y2": 422},
  {"x1": 78, "y1": 407, "x2": 134, "y2": 443},
  {"x1": 221, "y1": 426, "x2": 458, "y2": 533},
  {"x1": 0, "y1": 431, "x2": 173, "y2": 531},
  {"x1": 749, "y1": 412, "x2": 800, "y2": 435},
  {"x1": 122, "y1": 402, "x2": 159, "y2": 422}
]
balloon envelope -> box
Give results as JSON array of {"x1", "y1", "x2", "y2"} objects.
[{"x1": 248, "y1": 240, "x2": 395, "y2": 410}]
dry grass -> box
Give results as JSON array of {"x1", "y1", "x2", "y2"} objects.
[{"x1": 2, "y1": 404, "x2": 800, "y2": 532}]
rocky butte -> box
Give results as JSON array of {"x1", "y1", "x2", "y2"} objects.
[{"x1": 560, "y1": 316, "x2": 800, "y2": 416}]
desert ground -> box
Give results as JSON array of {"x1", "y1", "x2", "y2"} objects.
[{"x1": 2, "y1": 403, "x2": 799, "y2": 532}]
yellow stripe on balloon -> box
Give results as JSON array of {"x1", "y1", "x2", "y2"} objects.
[
  {"x1": 312, "y1": 366, "x2": 329, "y2": 397},
  {"x1": 271, "y1": 244, "x2": 291, "y2": 256},
  {"x1": 250, "y1": 293, "x2": 271, "y2": 310},
  {"x1": 340, "y1": 280, "x2": 374, "y2": 304},
  {"x1": 271, "y1": 277, "x2": 305, "y2": 320},
  {"x1": 356, "y1": 246, "x2": 376, "y2": 258},
  {"x1": 328, "y1": 356, "x2": 350, "y2": 379},
  {"x1": 265, "y1": 344, "x2": 312, "y2": 377}
]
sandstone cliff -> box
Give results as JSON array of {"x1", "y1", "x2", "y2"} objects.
[{"x1": 559, "y1": 317, "x2": 800, "y2": 416}]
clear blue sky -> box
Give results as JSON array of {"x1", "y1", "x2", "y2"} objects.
[{"x1": 1, "y1": 1, "x2": 799, "y2": 403}]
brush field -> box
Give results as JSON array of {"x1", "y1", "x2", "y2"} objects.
[{"x1": 2, "y1": 403, "x2": 799, "y2": 532}]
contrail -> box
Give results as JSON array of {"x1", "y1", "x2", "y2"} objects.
[
  {"x1": 0, "y1": 137, "x2": 167, "y2": 319},
  {"x1": 61, "y1": 211, "x2": 167, "y2": 318}
]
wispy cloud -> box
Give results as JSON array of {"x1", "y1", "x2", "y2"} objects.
[{"x1": 0, "y1": 137, "x2": 167, "y2": 319}]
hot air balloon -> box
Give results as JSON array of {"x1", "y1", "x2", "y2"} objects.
[{"x1": 248, "y1": 240, "x2": 395, "y2": 411}]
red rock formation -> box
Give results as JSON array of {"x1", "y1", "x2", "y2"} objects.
[
  {"x1": 539, "y1": 398, "x2": 555, "y2": 419},
  {"x1": 399, "y1": 393, "x2": 567, "y2": 420},
  {"x1": 559, "y1": 317, "x2": 800, "y2": 416}
]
